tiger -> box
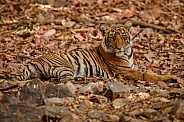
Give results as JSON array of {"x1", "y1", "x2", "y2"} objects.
[{"x1": 9, "y1": 20, "x2": 174, "y2": 82}]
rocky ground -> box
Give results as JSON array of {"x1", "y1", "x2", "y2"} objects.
[{"x1": 0, "y1": 0, "x2": 184, "y2": 122}]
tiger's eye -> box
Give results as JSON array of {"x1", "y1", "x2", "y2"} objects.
[
  {"x1": 108, "y1": 32, "x2": 114, "y2": 38},
  {"x1": 121, "y1": 31, "x2": 126, "y2": 36}
]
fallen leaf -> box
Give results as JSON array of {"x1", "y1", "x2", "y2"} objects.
[{"x1": 42, "y1": 29, "x2": 56, "y2": 37}]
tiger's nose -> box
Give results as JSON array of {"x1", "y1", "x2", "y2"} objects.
[{"x1": 117, "y1": 47, "x2": 121, "y2": 50}]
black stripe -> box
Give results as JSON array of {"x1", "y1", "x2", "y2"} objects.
[
  {"x1": 36, "y1": 58, "x2": 47, "y2": 76},
  {"x1": 128, "y1": 48, "x2": 133, "y2": 59},
  {"x1": 81, "y1": 51, "x2": 94, "y2": 77},
  {"x1": 29, "y1": 62, "x2": 43, "y2": 77},
  {"x1": 64, "y1": 54, "x2": 73, "y2": 64}
]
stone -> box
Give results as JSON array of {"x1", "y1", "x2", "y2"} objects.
[
  {"x1": 170, "y1": 100, "x2": 184, "y2": 119},
  {"x1": 87, "y1": 109, "x2": 103, "y2": 119},
  {"x1": 43, "y1": 106, "x2": 72, "y2": 118},
  {"x1": 19, "y1": 78, "x2": 46, "y2": 105},
  {"x1": 142, "y1": 109, "x2": 157, "y2": 118},
  {"x1": 157, "y1": 81, "x2": 168, "y2": 89},
  {"x1": 169, "y1": 88, "x2": 184, "y2": 99},
  {"x1": 78, "y1": 83, "x2": 99, "y2": 95},
  {"x1": 65, "y1": 81, "x2": 77, "y2": 94},
  {"x1": 0, "y1": 103, "x2": 43, "y2": 122},
  {"x1": 45, "y1": 83, "x2": 73, "y2": 98},
  {"x1": 59, "y1": 113, "x2": 84, "y2": 122},
  {"x1": 152, "y1": 113, "x2": 169, "y2": 122},
  {"x1": 76, "y1": 100, "x2": 92, "y2": 112},
  {"x1": 119, "y1": 115, "x2": 131, "y2": 122},
  {"x1": 130, "y1": 118, "x2": 144, "y2": 122},
  {"x1": 104, "y1": 81, "x2": 136, "y2": 100},
  {"x1": 44, "y1": 97, "x2": 64, "y2": 105},
  {"x1": 129, "y1": 109, "x2": 144, "y2": 116},
  {"x1": 89, "y1": 94, "x2": 108, "y2": 104},
  {"x1": 112, "y1": 98, "x2": 128, "y2": 109},
  {"x1": 102, "y1": 114, "x2": 119, "y2": 122}
]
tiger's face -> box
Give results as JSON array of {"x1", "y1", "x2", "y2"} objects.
[{"x1": 100, "y1": 21, "x2": 132, "y2": 57}]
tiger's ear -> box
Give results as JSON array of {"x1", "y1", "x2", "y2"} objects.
[
  {"x1": 99, "y1": 23, "x2": 107, "y2": 36},
  {"x1": 124, "y1": 20, "x2": 132, "y2": 30}
]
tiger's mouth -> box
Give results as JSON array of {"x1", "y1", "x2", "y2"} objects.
[
  {"x1": 114, "y1": 50, "x2": 125, "y2": 56},
  {"x1": 114, "y1": 46, "x2": 131, "y2": 56}
]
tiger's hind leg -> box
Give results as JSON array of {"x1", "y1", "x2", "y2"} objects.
[{"x1": 116, "y1": 68, "x2": 175, "y2": 82}]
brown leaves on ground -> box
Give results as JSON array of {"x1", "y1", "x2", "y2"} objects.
[{"x1": 0, "y1": 0, "x2": 184, "y2": 121}]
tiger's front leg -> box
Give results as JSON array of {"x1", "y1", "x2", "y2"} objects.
[{"x1": 115, "y1": 68, "x2": 174, "y2": 82}]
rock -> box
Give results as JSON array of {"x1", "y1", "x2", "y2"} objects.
[
  {"x1": 0, "y1": 103, "x2": 43, "y2": 122},
  {"x1": 44, "y1": 97, "x2": 64, "y2": 105},
  {"x1": 169, "y1": 88, "x2": 184, "y2": 99},
  {"x1": 0, "y1": 93, "x2": 21, "y2": 104},
  {"x1": 65, "y1": 81, "x2": 77, "y2": 94},
  {"x1": 142, "y1": 109, "x2": 157, "y2": 118},
  {"x1": 112, "y1": 98, "x2": 128, "y2": 109},
  {"x1": 129, "y1": 109, "x2": 144, "y2": 116},
  {"x1": 87, "y1": 109, "x2": 103, "y2": 119},
  {"x1": 45, "y1": 83, "x2": 73, "y2": 98},
  {"x1": 102, "y1": 114, "x2": 119, "y2": 122},
  {"x1": 156, "y1": 90, "x2": 169, "y2": 97},
  {"x1": 152, "y1": 113, "x2": 169, "y2": 122},
  {"x1": 76, "y1": 100, "x2": 92, "y2": 112},
  {"x1": 159, "y1": 97, "x2": 170, "y2": 103},
  {"x1": 105, "y1": 81, "x2": 136, "y2": 100},
  {"x1": 95, "y1": 81, "x2": 104, "y2": 92},
  {"x1": 138, "y1": 92, "x2": 150, "y2": 100},
  {"x1": 170, "y1": 100, "x2": 184, "y2": 119},
  {"x1": 157, "y1": 81, "x2": 168, "y2": 89},
  {"x1": 43, "y1": 106, "x2": 72, "y2": 118},
  {"x1": 59, "y1": 113, "x2": 84, "y2": 122},
  {"x1": 152, "y1": 102, "x2": 167, "y2": 109},
  {"x1": 130, "y1": 118, "x2": 144, "y2": 122},
  {"x1": 119, "y1": 115, "x2": 131, "y2": 122},
  {"x1": 89, "y1": 94, "x2": 108, "y2": 104},
  {"x1": 19, "y1": 78, "x2": 46, "y2": 105},
  {"x1": 78, "y1": 83, "x2": 99, "y2": 95}
]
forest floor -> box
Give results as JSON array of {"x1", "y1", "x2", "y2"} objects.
[{"x1": 0, "y1": 0, "x2": 184, "y2": 122}]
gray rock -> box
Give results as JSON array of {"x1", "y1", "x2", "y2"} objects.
[
  {"x1": 45, "y1": 83, "x2": 73, "y2": 98},
  {"x1": 19, "y1": 78, "x2": 46, "y2": 105},
  {"x1": 157, "y1": 81, "x2": 168, "y2": 89},
  {"x1": 102, "y1": 114, "x2": 119, "y2": 122},
  {"x1": 0, "y1": 103, "x2": 43, "y2": 122},
  {"x1": 142, "y1": 108, "x2": 157, "y2": 118},
  {"x1": 152, "y1": 113, "x2": 169, "y2": 122},
  {"x1": 105, "y1": 81, "x2": 136, "y2": 100},
  {"x1": 112, "y1": 98, "x2": 129, "y2": 109},
  {"x1": 78, "y1": 83, "x2": 99, "y2": 95},
  {"x1": 43, "y1": 106, "x2": 72, "y2": 118},
  {"x1": 76, "y1": 100, "x2": 92, "y2": 112},
  {"x1": 87, "y1": 109, "x2": 103, "y2": 119},
  {"x1": 129, "y1": 109, "x2": 144, "y2": 116},
  {"x1": 65, "y1": 81, "x2": 77, "y2": 94},
  {"x1": 89, "y1": 94, "x2": 108, "y2": 104},
  {"x1": 59, "y1": 113, "x2": 84, "y2": 122},
  {"x1": 170, "y1": 100, "x2": 184, "y2": 119}
]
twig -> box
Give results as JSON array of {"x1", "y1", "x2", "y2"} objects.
[{"x1": 71, "y1": 17, "x2": 176, "y2": 34}]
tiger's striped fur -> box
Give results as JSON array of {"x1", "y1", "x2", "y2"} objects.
[{"x1": 15, "y1": 21, "x2": 173, "y2": 82}]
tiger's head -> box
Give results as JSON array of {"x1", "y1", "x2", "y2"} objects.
[{"x1": 99, "y1": 21, "x2": 133, "y2": 57}]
